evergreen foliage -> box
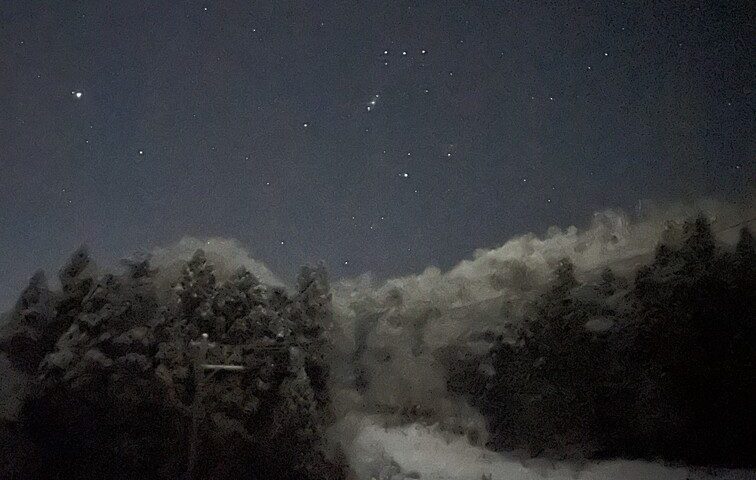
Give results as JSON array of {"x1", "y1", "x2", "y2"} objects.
[
  {"x1": 0, "y1": 250, "x2": 345, "y2": 480},
  {"x1": 479, "y1": 219, "x2": 755, "y2": 466}
]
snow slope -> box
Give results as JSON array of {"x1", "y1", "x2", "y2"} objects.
[{"x1": 343, "y1": 418, "x2": 754, "y2": 480}]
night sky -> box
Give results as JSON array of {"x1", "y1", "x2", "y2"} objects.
[{"x1": 1, "y1": 1, "x2": 753, "y2": 308}]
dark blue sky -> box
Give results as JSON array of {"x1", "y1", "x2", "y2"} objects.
[{"x1": 1, "y1": 1, "x2": 753, "y2": 308}]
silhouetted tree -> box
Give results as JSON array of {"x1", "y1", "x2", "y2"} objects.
[
  {"x1": 0, "y1": 250, "x2": 346, "y2": 480},
  {"x1": 479, "y1": 218, "x2": 755, "y2": 466}
]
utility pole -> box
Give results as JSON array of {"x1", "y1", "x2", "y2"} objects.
[{"x1": 186, "y1": 333, "x2": 246, "y2": 480}]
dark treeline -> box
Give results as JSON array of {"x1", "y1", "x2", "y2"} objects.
[
  {"x1": 466, "y1": 216, "x2": 755, "y2": 466},
  {"x1": 0, "y1": 215, "x2": 754, "y2": 479},
  {"x1": 0, "y1": 250, "x2": 346, "y2": 480}
]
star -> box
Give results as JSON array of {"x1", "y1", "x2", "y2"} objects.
[
  {"x1": 72, "y1": 91, "x2": 82, "y2": 98},
  {"x1": 303, "y1": 122, "x2": 309, "y2": 127},
  {"x1": 401, "y1": 173, "x2": 409, "y2": 178},
  {"x1": 421, "y1": 49, "x2": 427, "y2": 54},
  {"x1": 138, "y1": 150, "x2": 144, "y2": 155},
  {"x1": 402, "y1": 51, "x2": 407, "y2": 55}
]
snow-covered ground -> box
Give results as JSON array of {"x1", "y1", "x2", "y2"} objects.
[{"x1": 342, "y1": 418, "x2": 754, "y2": 480}]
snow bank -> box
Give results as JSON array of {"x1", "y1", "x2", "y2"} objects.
[{"x1": 341, "y1": 416, "x2": 752, "y2": 480}]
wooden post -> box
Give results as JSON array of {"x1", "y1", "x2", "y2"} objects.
[{"x1": 185, "y1": 333, "x2": 246, "y2": 479}]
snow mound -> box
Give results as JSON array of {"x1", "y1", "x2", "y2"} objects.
[{"x1": 344, "y1": 417, "x2": 753, "y2": 480}]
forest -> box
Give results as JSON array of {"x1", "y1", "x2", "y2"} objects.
[
  {"x1": 462, "y1": 216, "x2": 754, "y2": 466},
  {"x1": 0, "y1": 215, "x2": 753, "y2": 479}
]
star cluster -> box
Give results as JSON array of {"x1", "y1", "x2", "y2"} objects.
[{"x1": 0, "y1": 1, "x2": 752, "y2": 307}]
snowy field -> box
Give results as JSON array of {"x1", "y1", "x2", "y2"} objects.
[{"x1": 344, "y1": 419, "x2": 754, "y2": 480}]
